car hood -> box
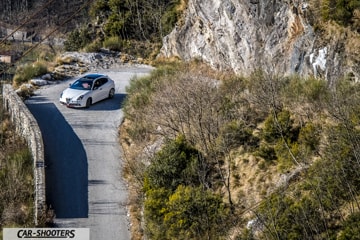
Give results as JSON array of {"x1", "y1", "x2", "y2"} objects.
[{"x1": 62, "y1": 88, "x2": 90, "y2": 99}]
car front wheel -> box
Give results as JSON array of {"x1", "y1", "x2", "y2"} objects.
[
  {"x1": 85, "y1": 98, "x2": 92, "y2": 108},
  {"x1": 108, "y1": 88, "x2": 115, "y2": 99}
]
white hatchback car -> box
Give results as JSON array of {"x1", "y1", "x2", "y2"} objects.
[{"x1": 60, "y1": 73, "x2": 115, "y2": 108}]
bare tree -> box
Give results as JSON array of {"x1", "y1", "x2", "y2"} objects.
[
  {"x1": 142, "y1": 70, "x2": 249, "y2": 205},
  {"x1": 246, "y1": 71, "x2": 302, "y2": 166},
  {"x1": 144, "y1": 72, "x2": 222, "y2": 155}
]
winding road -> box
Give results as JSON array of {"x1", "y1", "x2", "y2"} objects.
[{"x1": 26, "y1": 66, "x2": 153, "y2": 240}]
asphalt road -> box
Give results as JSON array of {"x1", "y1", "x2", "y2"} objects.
[{"x1": 26, "y1": 66, "x2": 153, "y2": 240}]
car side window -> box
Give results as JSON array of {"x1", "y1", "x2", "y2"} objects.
[
  {"x1": 100, "y1": 78, "x2": 108, "y2": 85},
  {"x1": 94, "y1": 80, "x2": 101, "y2": 89}
]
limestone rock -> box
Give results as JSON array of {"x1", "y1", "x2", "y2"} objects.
[
  {"x1": 159, "y1": 0, "x2": 359, "y2": 82},
  {"x1": 30, "y1": 79, "x2": 48, "y2": 86}
]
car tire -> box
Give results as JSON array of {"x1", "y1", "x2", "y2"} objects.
[
  {"x1": 108, "y1": 88, "x2": 115, "y2": 99},
  {"x1": 86, "y1": 98, "x2": 92, "y2": 108}
]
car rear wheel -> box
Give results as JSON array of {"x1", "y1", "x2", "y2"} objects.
[
  {"x1": 108, "y1": 88, "x2": 115, "y2": 99},
  {"x1": 86, "y1": 98, "x2": 92, "y2": 108}
]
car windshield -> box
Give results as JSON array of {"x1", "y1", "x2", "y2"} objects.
[{"x1": 70, "y1": 79, "x2": 93, "y2": 90}]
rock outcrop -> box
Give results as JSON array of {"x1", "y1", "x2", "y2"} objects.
[
  {"x1": 53, "y1": 51, "x2": 145, "y2": 78},
  {"x1": 160, "y1": 0, "x2": 359, "y2": 83}
]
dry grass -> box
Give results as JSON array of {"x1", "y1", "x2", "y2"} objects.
[
  {"x1": 119, "y1": 120, "x2": 146, "y2": 240},
  {"x1": 175, "y1": 0, "x2": 189, "y2": 27},
  {"x1": 288, "y1": 14, "x2": 305, "y2": 41},
  {"x1": 229, "y1": 153, "x2": 281, "y2": 208},
  {"x1": 319, "y1": 21, "x2": 360, "y2": 71},
  {"x1": 176, "y1": 0, "x2": 188, "y2": 12},
  {"x1": 55, "y1": 54, "x2": 77, "y2": 65},
  {"x1": 0, "y1": 101, "x2": 36, "y2": 232}
]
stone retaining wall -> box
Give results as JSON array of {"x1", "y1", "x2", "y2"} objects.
[{"x1": 2, "y1": 84, "x2": 46, "y2": 226}]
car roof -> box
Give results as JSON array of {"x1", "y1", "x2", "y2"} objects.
[{"x1": 82, "y1": 73, "x2": 106, "y2": 80}]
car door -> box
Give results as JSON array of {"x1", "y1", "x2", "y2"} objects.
[
  {"x1": 99, "y1": 78, "x2": 109, "y2": 100},
  {"x1": 92, "y1": 79, "x2": 104, "y2": 103}
]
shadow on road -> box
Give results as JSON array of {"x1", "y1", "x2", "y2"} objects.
[
  {"x1": 27, "y1": 99, "x2": 88, "y2": 218},
  {"x1": 71, "y1": 93, "x2": 127, "y2": 111}
]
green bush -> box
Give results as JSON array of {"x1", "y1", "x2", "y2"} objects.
[
  {"x1": 103, "y1": 37, "x2": 161, "y2": 59},
  {"x1": 261, "y1": 110, "x2": 299, "y2": 143},
  {"x1": 143, "y1": 187, "x2": 172, "y2": 239},
  {"x1": 160, "y1": 3, "x2": 182, "y2": 37},
  {"x1": 144, "y1": 185, "x2": 229, "y2": 240},
  {"x1": 13, "y1": 62, "x2": 48, "y2": 87},
  {"x1": 163, "y1": 185, "x2": 229, "y2": 240},
  {"x1": 122, "y1": 74, "x2": 158, "y2": 141},
  {"x1": 144, "y1": 135, "x2": 201, "y2": 191},
  {"x1": 319, "y1": 0, "x2": 360, "y2": 27},
  {"x1": 103, "y1": 36, "x2": 124, "y2": 51},
  {"x1": 255, "y1": 144, "x2": 277, "y2": 162},
  {"x1": 337, "y1": 212, "x2": 360, "y2": 240},
  {"x1": 274, "y1": 140, "x2": 299, "y2": 171},
  {"x1": 123, "y1": 64, "x2": 179, "y2": 121},
  {"x1": 143, "y1": 135, "x2": 230, "y2": 239},
  {"x1": 298, "y1": 123, "x2": 321, "y2": 153},
  {"x1": 84, "y1": 40, "x2": 102, "y2": 53},
  {"x1": 217, "y1": 121, "x2": 258, "y2": 150},
  {"x1": 64, "y1": 28, "x2": 93, "y2": 51},
  {"x1": 257, "y1": 194, "x2": 324, "y2": 240},
  {"x1": 90, "y1": 0, "x2": 182, "y2": 42}
]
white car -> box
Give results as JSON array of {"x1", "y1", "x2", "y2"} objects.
[{"x1": 60, "y1": 73, "x2": 115, "y2": 108}]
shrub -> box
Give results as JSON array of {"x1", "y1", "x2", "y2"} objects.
[
  {"x1": 298, "y1": 123, "x2": 321, "y2": 153},
  {"x1": 64, "y1": 28, "x2": 93, "y2": 51},
  {"x1": 143, "y1": 135, "x2": 230, "y2": 239},
  {"x1": 144, "y1": 135, "x2": 201, "y2": 191},
  {"x1": 84, "y1": 40, "x2": 102, "y2": 53},
  {"x1": 13, "y1": 62, "x2": 48, "y2": 87},
  {"x1": 123, "y1": 64, "x2": 179, "y2": 127},
  {"x1": 256, "y1": 144, "x2": 277, "y2": 162},
  {"x1": 275, "y1": 140, "x2": 299, "y2": 171},
  {"x1": 144, "y1": 185, "x2": 229, "y2": 240},
  {"x1": 103, "y1": 38, "x2": 161, "y2": 59},
  {"x1": 262, "y1": 110, "x2": 295, "y2": 143},
  {"x1": 0, "y1": 147, "x2": 34, "y2": 229},
  {"x1": 257, "y1": 194, "x2": 324, "y2": 240},
  {"x1": 143, "y1": 187, "x2": 172, "y2": 239},
  {"x1": 217, "y1": 121, "x2": 259, "y2": 152},
  {"x1": 318, "y1": 0, "x2": 360, "y2": 27},
  {"x1": 90, "y1": 0, "x2": 183, "y2": 42},
  {"x1": 337, "y1": 212, "x2": 360, "y2": 240},
  {"x1": 103, "y1": 36, "x2": 123, "y2": 51},
  {"x1": 163, "y1": 185, "x2": 229, "y2": 239},
  {"x1": 123, "y1": 73, "x2": 161, "y2": 141},
  {"x1": 16, "y1": 84, "x2": 35, "y2": 100}
]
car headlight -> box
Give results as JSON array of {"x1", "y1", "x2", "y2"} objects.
[{"x1": 77, "y1": 95, "x2": 84, "y2": 100}]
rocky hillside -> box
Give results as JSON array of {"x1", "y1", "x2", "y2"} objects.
[{"x1": 159, "y1": 0, "x2": 360, "y2": 83}]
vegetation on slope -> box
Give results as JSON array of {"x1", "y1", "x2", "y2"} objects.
[
  {"x1": 64, "y1": 0, "x2": 184, "y2": 58},
  {"x1": 1, "y1": 0, "x2": 360, "y2": 238},
  {"x1": 0, "y1": 100, "x2": 36, "y2": 237},
  {"x1": 121, "y1": 61, "x2": 360, "y2": 239},
  {"x1": 0, "y1": 0, "x2": 90, "y2": 33},
  {"x1": 314, "y1": 0, "x2": 360, "y2": 29}
]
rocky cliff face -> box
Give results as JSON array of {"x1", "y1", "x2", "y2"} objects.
[{"x1": 160, "y1": 0, "x2": 359, "y2": 83}]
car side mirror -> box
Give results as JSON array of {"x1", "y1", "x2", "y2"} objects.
[{"x1": 69, "y1": 83, "x2": 72, "y2": 87}]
